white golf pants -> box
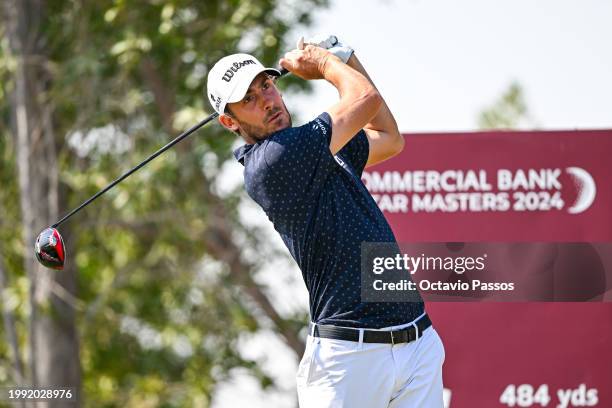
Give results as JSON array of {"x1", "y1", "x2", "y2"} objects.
[{"x1": 296, "y1": 318, "x2": 445, "y2": 408}]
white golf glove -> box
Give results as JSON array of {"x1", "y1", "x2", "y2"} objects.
[{"x1": 297, "y1": 34, "x2": 354, "y2": 63}]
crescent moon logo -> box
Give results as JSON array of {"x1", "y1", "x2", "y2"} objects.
[{"x1": 565, "y1": 167, "x2": 596, "y2": 214}]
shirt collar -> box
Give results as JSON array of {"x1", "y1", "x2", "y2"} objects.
[{"x1": 233, "y1": 143, "x2": 254, "y2": 165}]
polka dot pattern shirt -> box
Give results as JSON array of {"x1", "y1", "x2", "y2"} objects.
[{"x1": 234, "y1": 113, "x2": 424, "y2": 328}]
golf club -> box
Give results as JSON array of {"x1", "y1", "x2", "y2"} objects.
[{"x1": 35, "y1": 67, "x2": 289, "y2": 270}]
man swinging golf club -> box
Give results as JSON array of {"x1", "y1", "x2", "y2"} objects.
[{"x1": 207, "y1": 35, "x2": 445, "y2": 407}]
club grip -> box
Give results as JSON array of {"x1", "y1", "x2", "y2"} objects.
[{"x1": 278, "y1": 67, "x2": 289, "y2": 77}]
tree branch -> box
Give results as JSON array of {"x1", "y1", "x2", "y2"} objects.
[{"x1": 139, "y1": 56, "x2": 177, "y2": 136}]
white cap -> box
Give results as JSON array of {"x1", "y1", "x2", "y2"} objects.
[{"x1": 207, "y1": 53, "x2": 281, "y2": 114}]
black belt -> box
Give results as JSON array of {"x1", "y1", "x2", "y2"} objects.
[{"x1": 309, "y1": 315, "x2": 432, "y2": 345}]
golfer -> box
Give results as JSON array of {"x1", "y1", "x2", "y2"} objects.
[{"x1": 207, "y1": 35, "x2": 445, "y2": 407}]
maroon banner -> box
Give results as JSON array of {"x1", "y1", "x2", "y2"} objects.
[
  {"x1": 364, "y1": 129, "x2": 611, "y2": 242},
  {"x1": 364, "y1": 129, "x2": 612, "y2": 407}
]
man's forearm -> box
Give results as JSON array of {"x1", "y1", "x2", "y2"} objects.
[
  {"x1": 321, "y1": 53, "x2": 383, "y2": 154},
  {"x1": 346, "y1": 55, "x2": 400, "y2": 136},
  {"x1": 323, "y1": 54, "x2": 375, "y2": 102}
]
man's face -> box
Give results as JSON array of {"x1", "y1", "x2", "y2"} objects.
[{"x1": 223, "y1": 73, "x2": 291, "y2": 142}]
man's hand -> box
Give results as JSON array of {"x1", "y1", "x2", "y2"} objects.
[
  {"x1": 279, "y1": 45, "x2": 340, "y2": 80},
  {"x1": 302, "y1": 34, "x2": 354, "y2": 63}
]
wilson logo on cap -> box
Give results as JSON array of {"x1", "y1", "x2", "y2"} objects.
[
  {"x1": 210, "y1": 93, "x2": 222, "y2": 111},
  {"x1": 221, "y1": 59, "x2": 257, "y2": 82}
]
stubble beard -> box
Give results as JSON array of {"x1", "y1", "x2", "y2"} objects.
[{"x1": 239, "y1": 101, "x2": 292, "y2": 142}]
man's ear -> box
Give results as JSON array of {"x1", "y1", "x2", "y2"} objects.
[{"x1": 218, "y1": 113, "x2": 240, "y2": 133}]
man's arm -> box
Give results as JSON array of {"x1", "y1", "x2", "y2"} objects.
[
  {"x1": 300, "y1": 34, "x2": 404, "y2": 167},
  {"x1": 280, "y1": 46, "x2": 383, "y2": 155},
  {"x1": 345, "y1": 54, "x2": 404, "y2": 167}
]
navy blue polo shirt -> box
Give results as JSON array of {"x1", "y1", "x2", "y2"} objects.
[{"x1": 234, "y1": 113, "x2": 424, "y2": 328}]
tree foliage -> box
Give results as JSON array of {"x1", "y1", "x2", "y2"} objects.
[
  {"x1": 477, "y1": 81, "x2": 537, "y2": 129},
  {"x1": 0, "y1": 0, "x2": 326, "y2": 406}
]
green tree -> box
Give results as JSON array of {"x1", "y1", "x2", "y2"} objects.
[
  {"x1": 477, "y1": 81, "x2": 537, "y2": 129},
  {"x1": 0, "y1": 1, "x2": 326, "y2": 406}
]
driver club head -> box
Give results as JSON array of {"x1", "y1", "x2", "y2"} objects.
[{"x1": 34, "y1": 227, "x2": 66, "y2": 270}]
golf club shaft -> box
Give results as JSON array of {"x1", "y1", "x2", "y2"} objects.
[
  {"x1": 51, "y1": 67, "x2": 289, "y2": 229},
  {"x1": 52, "y1": 113, "x2": 219, "y2": 228}
]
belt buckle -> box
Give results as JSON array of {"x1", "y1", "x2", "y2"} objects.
[{"x1": 390, "y1": 331, "x2": 395, "y2": 345}]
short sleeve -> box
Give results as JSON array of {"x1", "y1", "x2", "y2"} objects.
[
  {"x1": 337, "y1": 129, "x2": 370, "y2": 176},
  {"x1": 316, "y1": 112, "x2": 370, "y2": 176},
  {"x1": 262, "y1": 113, "x2": 336, "y2": 204}
]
